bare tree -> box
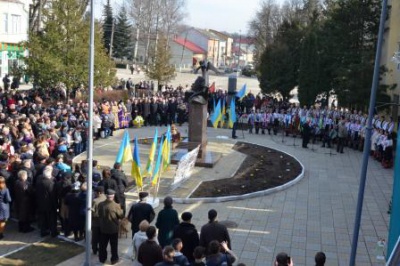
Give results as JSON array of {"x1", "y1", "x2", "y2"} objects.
[
  {"x1": 248, "y1": 0, "x2": 282, "y2": 65},
  {"x1": 159, "y1": 0, "x2": 187, "y2": 45}
]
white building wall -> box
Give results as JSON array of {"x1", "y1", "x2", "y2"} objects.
[{"x1": 0, "y1": 0, "x2": 30, "y2": 77}]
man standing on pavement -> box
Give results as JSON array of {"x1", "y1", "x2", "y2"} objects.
[
  {"x1": 111, "y1": 163, "x2": 128, "y2": 215},
  {"x1": 173, "y1": 212, "x2": 199, "y2": 262},
  {"x1": 91, "y1": 186, "x2": 106, "y2": 255},
  {"x1": 127, "y1": 191, "x2": 155, "y2": 238},
  {"x1": 200, "y1": 209, "x2": 231, "y2": 252},
  {"x1": 98, "y1": 189, "x2": 124, "y2": 265}
]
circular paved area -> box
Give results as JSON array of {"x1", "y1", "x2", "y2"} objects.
[{"x1": 68, "y1": 125, "x2": 393, "y2": 265}]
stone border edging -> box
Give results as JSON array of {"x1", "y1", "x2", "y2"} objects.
[{"x1": 173, "y1": 141, "x2": 305, "y2": 204}]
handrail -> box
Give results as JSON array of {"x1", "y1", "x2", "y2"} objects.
[{"x1": 387, "y1": 236, "x2": 400, "y2": 266}]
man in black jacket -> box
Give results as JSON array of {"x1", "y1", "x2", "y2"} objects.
[
  {"x1": 110, "y1": 163, "x2": 128, "y2": 215},
  {"x1": 36, "y1": 166, "x2": 58, "y2": 237},
  {"x1": 173, "y1": 212, "x2": 199, "y2": 262},
  {"x1": 150, "y1": 98, "x2": 158, "y2": 126},
  {"x1": 127, "y1": 191, "x2": 155, "y2": 237},
  {"x1": 199, "y1": 209, "x2": 231, "y2": 252}
]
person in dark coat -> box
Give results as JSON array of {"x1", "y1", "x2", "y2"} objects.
[
  {"x1": 199, "y1": 209, "x2": 231, "y2": 252},
  {"x1": 98, "y1": 189, "x2": 124, "y2": 264},
  {"x1": 302, "y1": 122, "x2": 311, "y2": 148},
  {"x1": 92, "y1": 186, "x2": 106, "y2": 255},
  {"x1": 141, "y1": 98, "x2": 150, "y2": 126},
  {"x1": 155, "y1": 196, "x2": 179, "y2": 248},
  {"x1": 14, "y1": 170, "x2": 34, "y2": 233},
  {"x1": 127, "y1": 191, "x2": 155, "y2": 237},
  {"x1": 0, "y1": 176, "x2": 11, "y2": 239},
  {"x1": 138, "y1": 226, "x2": 163, "y2": 266},
  {"x1": 110, "y1": 163, "x2": 128, "y2": 215},
  {"x1": 36, "y1": 166, "x2": 58, "y2": 237},
  {"x1": 168, "y1": 98, "x2": 178, "y2": 124},
  {"x1": 173, "y1": 212, "x2": 199, "y2": 262},
  {"x1": 158, "y1": 99, "x2": 169, "y2": 126},
  {"x1": 99, "y1": 169, "x2": 118, "y2": 194},
  {"x1": 150, "y1": 98, "x2": 158, "y2": 126},
  {"x1": 64, "y1": 181, "x2": 85, "y2": 241}
]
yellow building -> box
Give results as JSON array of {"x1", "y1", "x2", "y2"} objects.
[{"x1": 381, "y1": 0, "x2": 400, "y2": 119}]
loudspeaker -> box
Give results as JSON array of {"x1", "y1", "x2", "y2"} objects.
[{"x1": 228, "y1": 74, "x2": 237, "y2": 95}]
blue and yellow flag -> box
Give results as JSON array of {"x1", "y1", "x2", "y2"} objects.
[
  {"x1": 229, "y1": 98, "x2": 237, "y2": 128},
  {"x1": 115, "y1": 130, "x2": 133, "y2": 164},
  {"x1": 236, "y1": 84, "x2": 247, "y2": 100},
  {"x1": 162, "y1": 126, "x2": 171, "y2": 171},
  {"x1": 145, "y1": 128, "x2": 158, "y2": 176},
  {"x1": 210, "y1": 99, "x2": 222, "y2": 128},
  {"x1": 131, "y1": 137, "x2": 142, "y2": 188},
  {"x1": 151, "y1": 136, "x2": 164, "y2": 186}
]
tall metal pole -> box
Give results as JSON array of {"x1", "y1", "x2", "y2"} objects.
[
  {"x1": 349, "y1": 0, "x2": 388, "y2": 264},
  {"x1": 84, "y1": 0, "x2": 95, "y2": 264}
]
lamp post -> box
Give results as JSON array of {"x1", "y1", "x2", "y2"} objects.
[
  {"x1": 84, "y1": 0, "x2": 95, "y2": 265},
  {"x1": 349, "y1": 0, "x2": 388, "y2": 265}
]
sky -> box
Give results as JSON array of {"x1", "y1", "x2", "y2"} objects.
[
  {"x1": 186, "y1": 0, "x2": 263, "y2": 33},
  {"x1": 95, "y1": 0, "x2": 285, "y2": 34}
]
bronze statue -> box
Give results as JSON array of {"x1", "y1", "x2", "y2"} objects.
[{"x1": 186, "y1": 76, "x2": 209, "y2": 105}]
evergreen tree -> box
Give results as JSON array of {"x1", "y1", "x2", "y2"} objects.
[
  {"x1": 257, "y1": 19, "x2": 303, "y2": 100},
  {"x1": 24, "y1": 0, "x2": 115, "y2": 90},
  {"x1": 145, "y1": 36, "x2": 176, "y2": 89},
  {"x1": 102, "y1": 0, "x2": 114, "y2": 54},
  {"x1": 113, "y1": 6, "x2": 132, "y2": 59}
]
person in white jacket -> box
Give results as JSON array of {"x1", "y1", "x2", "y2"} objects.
[{"x1": 93, "y1": 110, "x2": 102, "y2": 140}]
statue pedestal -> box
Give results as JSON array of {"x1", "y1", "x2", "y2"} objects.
[
  {"x1": 188, "y1": 103, "x2": 208, "y2": 158},
  {"x1": 171, "y1": 103, "x2": 221, "y2": 168}
]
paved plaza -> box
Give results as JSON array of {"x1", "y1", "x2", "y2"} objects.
[
  {"x1": 2, "y1": 72, "x2": 394, "y2": 265},
  {"x1": 0, "y1": 125, "x2": 392, "y2": 266}
]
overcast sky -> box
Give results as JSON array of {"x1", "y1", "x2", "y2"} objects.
[{"x1": 94, "y1": 0, "x2": 285, "y2": 34}]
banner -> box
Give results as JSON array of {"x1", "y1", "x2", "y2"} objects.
[{"x1": 171, "y1": 145, "x2": 200, "y2": 189}]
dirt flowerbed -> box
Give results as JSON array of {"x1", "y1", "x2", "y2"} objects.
[{"x1": 191, "y1": 142, "x2": 302, "y2": 198}]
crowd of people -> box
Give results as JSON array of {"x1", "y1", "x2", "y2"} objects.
[{"x1": 0, "y1": 79, "x2": 393, "y2": 265}]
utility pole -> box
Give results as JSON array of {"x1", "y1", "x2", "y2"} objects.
[{"x1": 109, "y1": 18, "x2": 115, "y2": 58}]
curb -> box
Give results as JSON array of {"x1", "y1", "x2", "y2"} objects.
[{"x1": 172, "y1": 141, "x2": 305, "y2": 204}]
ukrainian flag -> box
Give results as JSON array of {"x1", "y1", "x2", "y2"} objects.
[
  {"x1": 131, "y1": 138, "x2": 142, "y2": 188},
  {"x1": 151, "y1": 136, "x2": 164, "y2": 186},
  {"x1": 144, "y1": 128, "x2": 158, "y2": 176},
  {"x1": 229, "y1": 98, "x2": 237, "y2": 128},
  {"x1": 162, "y1": 126, "x2": 171, "y2": 171},
  {"x1": 115, "y1": 130, "x2": 133, "y2": 164},
  {"x1": 236, "y1": 84, "x2": 247, "y2": 100},
  {"x1": 210, "y1": 99, "x2": 222, "y2": 128}
]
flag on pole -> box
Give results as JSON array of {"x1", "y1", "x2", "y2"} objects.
[
  {"x1": 131, "y1": 138, "x2": 142, "y2": 188},
  {"x1": 144, "y1": 128, "x2": 158, "y2": 176},
  {"x1": 209, "y1": 82, "x2": 216, "y2": 93},
  {"x1": 151, "y1": 136, "x2": 164, "y2": 186},
  {"x1": 221, "y1": 98, "x2": 226, "y2": 127},
  {"x1": 236, "y1": 84, "x2": 247, "y2": 100},
  {"x1": 210, "y1": 99, "x2": 222, "y2": 128},
  {"x1": 115, "y1": 130, "x2": 133, "y2": 164},
  {"x1": 229, "y1": 98, "x2": 237, "y2": 128},
  {"x1": 162, "y1": 126, "x2": 171, "y2": 171}
]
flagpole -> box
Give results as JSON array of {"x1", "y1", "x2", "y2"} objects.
[{"x1": 84, "y1": 0, "x2": 95, "y2": 265}]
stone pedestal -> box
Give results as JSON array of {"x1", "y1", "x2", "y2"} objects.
[{"x1": 188, "y1": 103, "x2": 208, "y2": 157}]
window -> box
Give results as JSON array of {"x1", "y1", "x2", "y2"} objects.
[
  {"x1": 3, "y1": 13, "x2": 8, "y2": 33},
  {"x1": 11, "y1": 15, "x2": 21, "y2": 34}
]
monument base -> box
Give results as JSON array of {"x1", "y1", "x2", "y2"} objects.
[{"x1": 171, "y1": 149, "x2": 222, "y2": 168}]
